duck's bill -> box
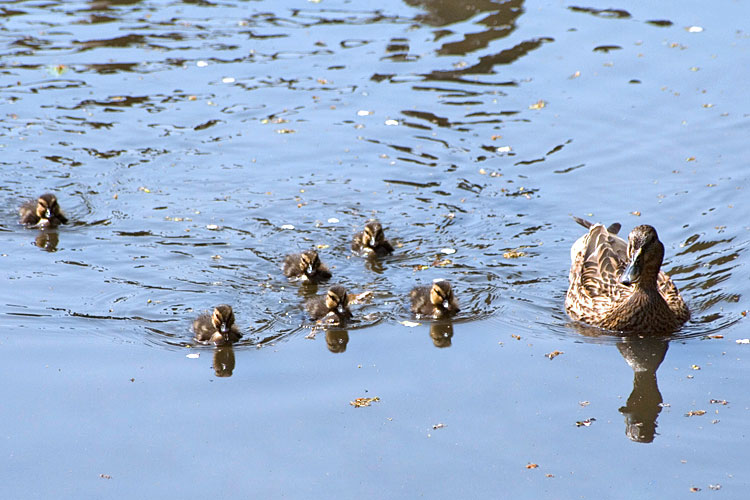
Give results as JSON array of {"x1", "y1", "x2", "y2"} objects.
[{"x1": 620, "y1": 249, "x2": 642, "y2": 286}]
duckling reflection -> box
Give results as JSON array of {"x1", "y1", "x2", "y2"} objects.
[
  {"x1": 283, "y1": 250, "x2": 332, "y2": 283},
  {"x1": 34, "y1": 230, "x2": 60, "y2": 252},
  {"x1": 212, "y1": 345, "x2": 236, "y2": 377},
  {"x1": 429, "y1": 321, "x2": 454, "y2": 348},
  {"x1": 19, "y1": 193, "x2": 68, "y2": 228},
  {"x1": 193, "y1": 305, "x2": 242, "y2": 346},
  {"x1": 325, "y1": 328, "x2": 349, "y2": 353},
  {"x1": 410, "y1": 279, "x2": 460, "y2": 319},
  {"x1": 352, "y1": 220, "x2": 394, "y2": 257},
  {"x1": 306, "y1": 285, "x2": 352, "y2": 325},
  {"x1": 616, "y1": 337, "x2": 669, "y2": 443}
]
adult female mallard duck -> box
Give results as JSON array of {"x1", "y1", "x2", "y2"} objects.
[
  {"x1": 306, "y1": 285, "x2": 352, "y2": 324},
  {"x1": 193, "y1": 304, "x2": 242, "y2": 345},
  {"x1": 283, "y1": 250, "x2": 331, "y2": 282},
  {"x1": 565, "y1": 217, "x2": 689, "y2": 333},
  {"x1": 19, "y1": 193, "x2": 68, "y2": 227},
  {"x1": 352, "y1": 220, "x2": 394, "y2": 257},
  {"x1": 409, "y1": 279, "x2": 460, "y2": 319}
]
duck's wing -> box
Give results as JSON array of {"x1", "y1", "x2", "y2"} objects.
[
  {"x1": 657, "y1": 272, "x2": 690, "y2": 322},
  {"x1": 567, "y1": 224, "x2": 630, "y2": 320}
]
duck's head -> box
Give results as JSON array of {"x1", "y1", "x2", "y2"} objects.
[
  {"x1": 36, "y1": 193, "x2": 67, "y2": 225},
  {"x1": 324, "y1": 285, "x2": 349, "y2": 315},
  {"x1": 363, "y1": 220, "x2": 386, "y2": 248},
  {"x1": 300, "y1": 250, "x2": 321, "y2": 277},
  {"x1": 620, "y1": 225, "x2": 664, "y2": 287},
  {"x1": 430, "y1": 279, "x2": 455, "y2": 310},
  {"x1": 211, "y1": 304, "x2": 235, "y2": 343}
]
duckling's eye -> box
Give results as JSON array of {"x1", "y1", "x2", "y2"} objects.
[{"x1": 327, "y1": 292, "x2": 338, "y2": 303}]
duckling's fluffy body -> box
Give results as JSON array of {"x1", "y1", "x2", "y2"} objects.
[
  {"x1": 566, "y1": 217, "x2": 689, "y2": 333},
  {"x1": 410, "y1": 280, "x2": 460, "y2": 319},
  {"x1": 19, "y1": 193, "x2": 68, "y2": 227},
  {"x1": 193, "y1": 304, "x2": 242, "y2": 345},
  {"x1": 306, "y1": 285, "x2": 352, "y2": 324},
  {"x1": 352, "y1": 220, "x2": 394, "y2": 257},
  {"x1": 283, "y1": 250, "x2": 331, "y2": 282}
]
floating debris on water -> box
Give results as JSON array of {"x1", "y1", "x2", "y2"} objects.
[{"x1": 350, "y1": 397, "x2": 380, "y2": 408}]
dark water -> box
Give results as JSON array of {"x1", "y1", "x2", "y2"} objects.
[{"x1": 2, "y1": 0, "x2": 749, "y2": 497}]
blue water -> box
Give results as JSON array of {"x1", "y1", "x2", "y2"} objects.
[{"x1": 1, "y1": 0, "x2": 748, "y2": 497}]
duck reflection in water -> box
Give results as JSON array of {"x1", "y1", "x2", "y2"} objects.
[
  {"x1": 617, "y1": 337, "x2": 669, "y2": 443},
  {"x1": 429, "y1": 321, "x2": 454, "y2": 348},
  {"x1": 34, "y1": 230, "x2": 60, "y2": 252},
  {"x1": 325, "y1": 328, "x2": 349, "y2": 353},
  {"x1": 212, "y1": 345, "x2": 236, "y2": 377}
]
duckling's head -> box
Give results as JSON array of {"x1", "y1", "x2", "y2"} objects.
[
  {"x1": 300, "y1": 250, "x2": 321, "y2": 276},
  {"x1": 363, "y1": 220, "x2": 386, "y2": 248},
  {"x1": 324, "y1": 285, "x2": 349, "y2": 314},
  {"x1": 430, "y1": 280, "x2": 454, "y2": 310},
  {"x1": 36, "y1": 193, "x2": 67, "y2": 225},
  {"x1": 620, "y1": 225, "x2": 664, "y2": 286},
  {"x1": 211, "y1": 304, "x2": 235, "y2": 342}
]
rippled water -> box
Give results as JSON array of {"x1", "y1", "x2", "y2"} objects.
[{"x1": 2, "y1": 0, "x2": 749, "y2": 497}]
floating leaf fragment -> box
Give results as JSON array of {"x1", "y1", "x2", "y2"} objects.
[
  {"x1": 206, "y1": 224, "x2": 220, "y2": 230},
  {"x1": 690, "y1": 487, "x2": 701, "y2": 493},
  {"x1": 276, "y1": 128, "x2": 295, "y2": 134},
  {"x1": 503, "y1": 250, "x2": 526, "y2": 259},
  {"x1": 575, "y1": 418, "x2": 596, "y2": 427},
  {"x1": 384, "y1": 119, "x2": 399, "y2": 126},
  {"x1": 691, "y1": 364, "x2": 700, "y2": 370},
  {"x1": 440, "y1": 248, "x2": 456, "y2": 255},
  {"x1": 357, "y1": 110, "x2": 372, "y2": 116},
  {"x1": 686, "y1": 26, "x2": 703, "y2": 33},
  {"x1": 631, "y1": 211, "x2": 641, "y2": 216},
  {"x1": 546, "y1": 350, "x2": 564, "y2": 360},
  {"x1": 526, "y1": 463, "x2": 539, "y2": 469},
  {"x1": 496, "y1": 146, "x2": 512, "y2": 153},
  {"x1": 280, "y1": 224, "x2": 295, "y2": 230},
  {"x1": 196, "y1": 60, "x2": 208, "y2": 67},
  {"x1": 579, "y1": 401, "x2": 590, "y2": 407},
  {"x1": 529, "y1": 99, "x2": 546, "y2": 110},
  {"x1": 685, "y1": 410, "x2": 706, "y2": 417},
  {"x1": 706, "y1": 334, "x2": 723, "y2": 339},
  {"x1": 186, "y1": 353, "x2": 200, "y2": 359},
  {"x1": 316, "y1": 244, "x2": 330, "y2": 249},
  {"x1": 735, "y1": 339, "x2": 750, "y2": 344},
  {"x1": 432, "y1": 423, "x2": 446, "y2": 430},
  {"x1": 709, "y1": 399, "x2": 728, "y2": 405},
  {"x1": 401, "y1": 320, "x2": 420, "y2": 327},
  {"x1": 222, "y1": 77, "x2": 235, "y2": 83},
  {"x1": 511, "y1": 334, "x2": 521, "y2": 340},
  {"x1": 432, "y1": 258, "x2": 452, "y2": 267},
  {"x1": 138, "y1": 186, "x2": 151, "y2": 193},
  {"x1": 350, "y1": 396, "x2": 380, "y2": 408},
  {"x1": 413, "y1": 264, "x2": 430, "y2": 271}
]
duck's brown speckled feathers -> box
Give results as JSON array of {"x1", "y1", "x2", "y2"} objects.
[
  {"x1": 409, "y1": 280, "x2": 460, "y2": 319},
  {"x1": 566, "y1": 217, "x2": 689, "y2": 333},
  {"x1": 283, "y1": 250, "x2": 331, "y2": 282},
  {"x1": 306, "y1": 285, "x2": 352, "y2": 324},
  {"x1": 193, "y1": 304, "x2": 242, "y2": 345},
  {"x1": 19, "y1": 193, "x2": 68, "y2": 227},
  {"x1": 352, "y1": 220, "x2": 394, "y2": 257}
]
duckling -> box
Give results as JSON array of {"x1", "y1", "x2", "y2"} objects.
[
  {"x1": 306, "y1": 285, "x2": 352, "y2": 324},
  {"x1": 19, "y1": 193, "x2": 68, "y2": 227},
  {"x1": 410, "y1": 279, "x2": 460, "y2": 319},
  {"x1": 352, "y1": 220, "x2": 394, "y2": 256},
  {"x1": 193, "y1": 304, "x2": 242, "y2": 345},
  {"x1": 566, "y1": 218, "x2": 690, "y2": 333},
  {"x1": 283, "y1": 249, "x2": 331, "y2": 282}
]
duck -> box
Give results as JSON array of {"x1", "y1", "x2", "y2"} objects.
[
  {"x1": 283, "y1": 250, "x2": 331, "y2": 282},
  {"x1": 306, "y1": 285, "x2": 352, "y2": 324},
  {"x1": 193, "y1": 304, "x2": 242, "y2": 345},
  {"x1": 565, "y1": 216, "x2": 689, "y2": 333},
  {"x1": 19, "y1": 193, "x2": 68, "y2": 227},
  {"x1": 352, "y1": 220, "x2": 394, "y2": 256},
  {"x1": 410, "y1": 279, "x2": 460, "y2": 319}
]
